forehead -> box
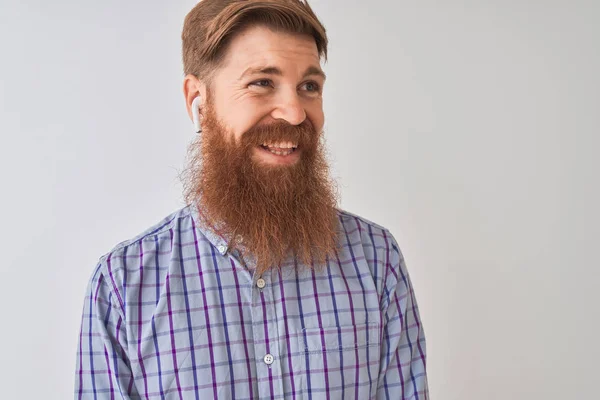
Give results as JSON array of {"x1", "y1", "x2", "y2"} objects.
[{"x1": 220, "y1": 25, "x2": 321, "y2": 73}]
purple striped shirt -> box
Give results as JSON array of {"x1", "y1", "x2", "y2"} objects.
[{"x1": 75, "y1": 204, "x2": 428, "y2": 399}]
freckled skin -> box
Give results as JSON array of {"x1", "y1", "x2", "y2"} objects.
[{"x1": 183, "y1": 25, "x2": 326, "y2": 166}]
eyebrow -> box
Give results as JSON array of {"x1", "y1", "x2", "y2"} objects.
[{"x1": 238, "y1": 65, "x2": 327, "y2": 81}]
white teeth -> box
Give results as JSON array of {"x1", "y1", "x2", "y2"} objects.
[
  {"x1": 267, "y1": 148, "x2": 293, "y2": 156},
  {"x1": 261, "y1": 141, "x2": 298, "y2": 151},
  {"x1": 273, "y1": 142, "x2": 297, "y2": 149}
]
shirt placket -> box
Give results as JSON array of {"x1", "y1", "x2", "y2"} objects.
[{"x1": 251, "y1": 269, "x2": 284, "y2": 398}]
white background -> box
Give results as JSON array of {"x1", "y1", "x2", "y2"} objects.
[{"x1": 0, "y1": 0, "x2": 598, "y2": 398}]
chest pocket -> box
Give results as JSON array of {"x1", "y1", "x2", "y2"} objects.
[{"x1": 295, "y1": 323, "x2": 381, "y2": 399}]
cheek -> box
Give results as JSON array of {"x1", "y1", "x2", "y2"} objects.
[
  {"x1": 307, "y1": 106, "x2": 325, "y2": 133},
  {"x1": 217, "y1": 104, "x2": 263, "y2": 141},
  {"x1": 232, "y1": 112, "x2": 264, "y2": 142},
  {"x1": 224, "y1": 99, "x2": 268, "y2": 140}
]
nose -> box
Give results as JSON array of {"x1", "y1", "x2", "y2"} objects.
[{"x1": 270, "y1": 89, "x2": 306, "y2": 126}]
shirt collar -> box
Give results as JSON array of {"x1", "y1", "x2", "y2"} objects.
[{"x1": 189, "y1": 202, "x2": 230, "y2": 256}]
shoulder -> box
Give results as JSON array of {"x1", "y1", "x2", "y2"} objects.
[
  {"x1": 336, "y1": 208, "x2": 405, "y2": 275},
  {"x1": 336, "y1": 208, "x2": 401, "y2": 254},
  {"x1": 90, "y1": 205, "x2": 195, "y2": 308},
  {"x1": 336, "y1": 209, "x2": 412, "y2": 309},
  {"x1": 98, "y1": 205, "x2": 193, "y2": 262},
  {"x1": 337, "y1": 208, "x2": 389, "y2": 234}
]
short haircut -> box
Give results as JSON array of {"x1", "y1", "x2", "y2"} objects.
[{"x1": 181, "y1": 0, "x2": 328, "y2": 83}]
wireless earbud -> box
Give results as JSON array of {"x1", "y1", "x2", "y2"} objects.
[{"x1": 191, "y1": 95, "x2": 202, "y2": 133}]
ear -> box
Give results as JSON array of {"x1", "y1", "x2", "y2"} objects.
[{"x1": 183, "y1": 74, "x2": 208, "y2": 122}]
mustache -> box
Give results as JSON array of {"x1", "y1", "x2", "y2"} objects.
[{"x1": 241, "y1": 119, "x2": 317, "y2": 148}]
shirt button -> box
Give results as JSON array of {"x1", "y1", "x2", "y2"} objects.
[
  {"x1": 263, "y1": 354, "x2": 274, "y2": 365},
  {"x1": 256, "y1": 278, "x2": 266, "y2": 289},
  {"x1": 217, "y1": 245, "x2": 227, "y2": 254}
]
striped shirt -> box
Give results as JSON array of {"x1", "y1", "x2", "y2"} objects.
[{"x1": 75, "y1": 204, "x2": 429, "y2": 399}]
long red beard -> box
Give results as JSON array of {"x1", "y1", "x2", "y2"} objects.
[{"x1": 182, "y1": 98, "x2": 340, "y2": 275}]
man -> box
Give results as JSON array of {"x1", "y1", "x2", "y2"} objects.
[{"x1": 75, "y1": 1, "x2": 429, "y2": 399}]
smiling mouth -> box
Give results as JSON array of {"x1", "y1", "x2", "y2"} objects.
[{"x1": 259, "y1": 142, "x2": 299, "y2": 156}]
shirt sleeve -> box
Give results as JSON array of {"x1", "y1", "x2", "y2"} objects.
[
  {"x1": 377, "y1": 233, "x2": 429, "y2": 400},
  {"x1": 74, "y1": 263, "x2": 138, "y2": 399}
]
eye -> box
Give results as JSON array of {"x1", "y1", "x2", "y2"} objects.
[
  {"x1": 301, "y1": 81, "x2": 321, "y2": 93},
  {"x1": 249, "y1": 79, "x2": 273, "y2": 88}
]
